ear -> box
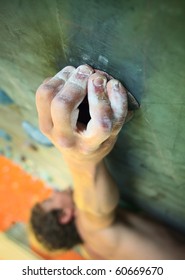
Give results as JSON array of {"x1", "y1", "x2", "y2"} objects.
[{"x1": 58, "y1": 208, "x2": 74, "y2": 224}]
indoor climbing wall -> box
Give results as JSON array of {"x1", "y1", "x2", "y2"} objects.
[{"x1": 0, "y1": 0, "x2": 185, "y2": 242}]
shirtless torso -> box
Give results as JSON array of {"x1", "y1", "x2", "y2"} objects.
[
  {"x1": 77, "y1": 208, "x2": 185, "y2": 260},
  {"x1": 35, "y1": 64, "x2": 185, "y2": 260}
]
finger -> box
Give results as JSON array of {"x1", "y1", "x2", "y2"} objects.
[
  {"x1": 51, "y1": 65, "x2": 94, "y2": 147},
  {"x1": 53, "y1": 65, "x2": 76, "y2": 82},
  {"x1": 127, "y1": 91, "x2": 140, "y2": 110},
  {"x1": 94, "y1": 69, "x2": 113, "y2": 80},
  {"x1": 82, "y1": 73, "x2": 113, "y2": 152},
  {"x1": 35, "y1": 66, "x2": 75, "y2": 135},
  {"x1": 42, "y1": 77, "x2": 53, "y2": 84},
  {"x1": 36, "y1": 78, "x2": 64, "y2": 135},
  {"x1": 107, "y1": 79, "x2": 128, "y2": 135},
  {"x1": 125, "y1": 110, "x2": 134, "y2": 124}
]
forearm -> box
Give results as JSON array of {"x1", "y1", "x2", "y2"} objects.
[
  {"x1": 65, "y1": 158, "x2": 119, "y2": 217},
  {"x1": 35, "y1": 64, "x2": 127, "y2": 217}
]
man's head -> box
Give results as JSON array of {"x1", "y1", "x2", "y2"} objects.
[{"x1": 30, "y1": 189, "x2": 82, "y2": 251}]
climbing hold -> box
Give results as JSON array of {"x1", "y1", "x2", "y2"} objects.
[
  {"x1": 0, "y1": 129, "x2": 12, "y2": 141},
  {"x1": 0, "y1": 89, "x2": 14, "y2": 105},
  {"x1": 22, "y1": 121, "x2": 53, "y2": 147}
]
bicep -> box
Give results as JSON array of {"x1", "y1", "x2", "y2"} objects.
[{"x1": 97, "y1": 222, "x2": 162, "y2": 260}]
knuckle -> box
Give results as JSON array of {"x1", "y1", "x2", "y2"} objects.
[
  {"x1": 98, "y1": 108, "x2": 113, "y2": 133},
  {"x1": 52, "y1": 94, "x2": 73, "y2": 108},
  {"x1": 39, "y1": 123, "x2": 51, "y2": 136},
  {"x1": 57, "y1": 136, "x2": 75, "y2": 148},
  {"x1": 99, "y1": 117, "x2": 112, "y2": 133},
  {"x1": 38, "y1": 83, "x2": 55, "y2": 93},
  {"x1": 36, "y1": 84, "x2": 56, "y2": 102},
  {"x1": 55, "y1": 66, "x2": 75, "y2": 80}
]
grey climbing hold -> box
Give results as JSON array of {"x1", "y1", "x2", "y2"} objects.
[
  {"x1": 22, "y1": 121, "x2": 53, "y2": 147},
  {"x1": 0, "y1": 129, "x2": 12, "y2": 141},
  {"x1": 0, "y1": 89, "x2": 14, "y2": 105}
]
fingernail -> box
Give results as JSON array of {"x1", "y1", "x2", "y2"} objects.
[
  {"x1": 93, "y1": 77, "x2": 105, "y2": 87},
  {"x1": 77, "y1": 65, "x2": 92, "y2": 77},
  {"x1": 113, "y1": 80, "x2": 121, "y2": 90}
]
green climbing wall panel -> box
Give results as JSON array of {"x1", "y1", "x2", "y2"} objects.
[{"x1": 0, "y1": 0, "x2": 185, "y2": 232}]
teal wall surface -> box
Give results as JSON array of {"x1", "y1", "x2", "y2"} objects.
[{"x1": 0, "y1": 0, "x2": 185, "y2": 232}]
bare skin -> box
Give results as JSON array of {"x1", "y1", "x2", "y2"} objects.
[{"x1": 36, "y1": 64, "x2": 185, "y2": 260}]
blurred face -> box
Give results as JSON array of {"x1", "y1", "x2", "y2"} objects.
[{"x1": 40, "y1": 189, "x2": 74, "y2": 213}]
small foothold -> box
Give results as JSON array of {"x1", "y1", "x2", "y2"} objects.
[
  {"x1": 20, "y1": 155, "x2": 27, "y2": 162},
  {"x1": 0, "y1": 129, "x2": 12, "y2": 141}
]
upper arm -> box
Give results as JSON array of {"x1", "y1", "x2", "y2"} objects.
[
  {"x1": 77, "y1": 214, "x2": 131, "y2": 259},
  {"x1": 81, "y1": 216, "x2": 170, "y2": 260},
  {"x1": 79, "y1": 208, "x2": 185, "y2": 259}
]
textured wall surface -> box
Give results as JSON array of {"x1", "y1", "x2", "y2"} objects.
[{"x1": 0, "y1": 0, "x2": 185, "y2": 232}]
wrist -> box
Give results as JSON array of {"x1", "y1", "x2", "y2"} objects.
[{"x1": 63, "y1": 155, "x2": 102, "y2": 171}]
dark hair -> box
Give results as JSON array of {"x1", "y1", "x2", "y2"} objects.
[{"x1": 30, "y1": 203, "x2": 82, "y2": 250}]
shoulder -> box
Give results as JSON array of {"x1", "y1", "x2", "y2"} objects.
[
  {"x1": 75, "y1": 209, "x2": 128, "y2": 259},
  {"x1": 76, "y1": 209, "x2": 116, "y2": 233}
]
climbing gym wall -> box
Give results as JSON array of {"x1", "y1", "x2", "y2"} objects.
[{"x1": 0, "y1": 0, "x2": 185, "y2": 258}]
